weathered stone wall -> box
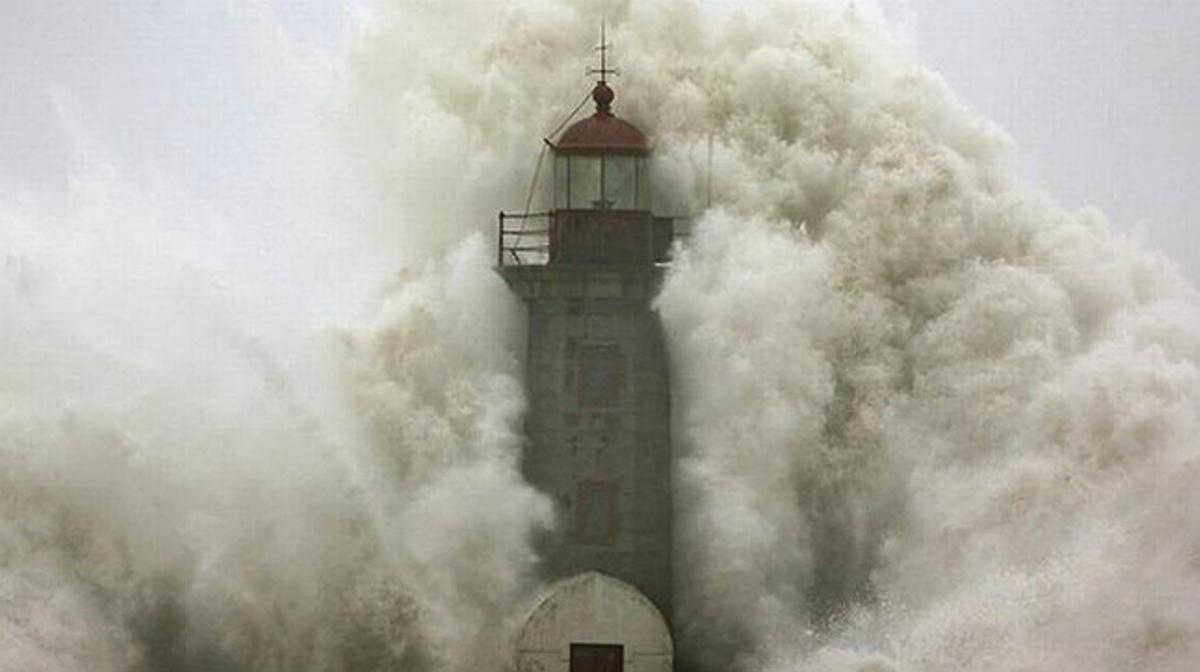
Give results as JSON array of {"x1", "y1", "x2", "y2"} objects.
[{"x1": 504, "y1": 267, "x2": 673, "y2": 622}]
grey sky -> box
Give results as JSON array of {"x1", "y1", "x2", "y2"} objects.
[
  {"x1": 895, "y1": 1, "x2": 1200, "y2": 278},
  {"x1": 2, "y1": 1, "x2": 1196, "y2": 279}
]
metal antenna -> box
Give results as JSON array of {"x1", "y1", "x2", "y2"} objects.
[{"x1": 588, "y1": 19, "x2": 619, "y2": 83}]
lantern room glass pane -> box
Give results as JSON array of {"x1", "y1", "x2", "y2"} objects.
[
  {"x1": 555, "y1": 155, "x2": 569, "y2": 209},
  {"x1": 637, "y1": 158, "x2": 650, "y2": 209},
  {"x1": 569, "y1": 156, "x2": 602, "y2": 209},
  {"x1": 604, "y1": 156, "x2": 637, "y2": 210}
]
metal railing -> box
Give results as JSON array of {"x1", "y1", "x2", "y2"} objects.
[
  {"x1": 498, "y1": 210, "x2": 693, "y2": 269},
  {"x1": 497, "y1": 211, "x2": 552, "y2": 267}
]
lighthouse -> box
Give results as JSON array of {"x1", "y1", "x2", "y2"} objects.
[{"x1": 499, "y1": 30, "x2": 676, "y2": 672}]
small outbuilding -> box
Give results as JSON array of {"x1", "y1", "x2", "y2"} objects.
[{"x1": 514, "y1": 572, "x2": 673, "y2": 672}]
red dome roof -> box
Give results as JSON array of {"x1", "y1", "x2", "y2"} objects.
[{"x1": 555, "y1": 82, "x2": 649, "y2": 155}]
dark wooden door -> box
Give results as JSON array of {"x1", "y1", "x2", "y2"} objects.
[{"x1": 570, "y1": 643, "x2": 623, "y2": 672}]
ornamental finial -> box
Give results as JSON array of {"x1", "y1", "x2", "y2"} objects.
[{"x1": 587, "y1": 20, "x2": 619, "y2": 115}]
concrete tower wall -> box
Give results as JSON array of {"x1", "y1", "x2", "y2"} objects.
[{"x1": 504, "y1": 266, "x2": 673, "y2": 620}]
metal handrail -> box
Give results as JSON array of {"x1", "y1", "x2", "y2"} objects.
[
  {"x1": 498, "y1": 211, "x2": 554, "y2": 267},
  {"x1": 503, "y1": 211, "x2": 552, "y2": 219},
  {"x1": 498, "y1": 210, "x2": 692, "y2": 268}
]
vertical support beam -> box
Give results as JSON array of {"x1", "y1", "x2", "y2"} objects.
[{"x1": 497, "y1": 211, "x2": 505, "y2": 267}]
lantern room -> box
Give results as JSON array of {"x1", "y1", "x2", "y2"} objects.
[
  {"x1": 498, "y1": 72, "x2": 674, "y2": 268},
  {"x1": 553, "y1": 81, "x2": 651, "y2": 212}
]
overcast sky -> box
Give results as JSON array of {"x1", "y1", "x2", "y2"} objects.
[
  {"x1": 2, "y1": 1, "x2": 1197, "y2": 279},
  {"x1": 899, "y1": 1, "x2": 1200, "y2": 278}
]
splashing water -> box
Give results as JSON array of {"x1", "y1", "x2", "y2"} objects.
[{"x1": 2, "y1": 1, "x2": 1199, "y2": 671}]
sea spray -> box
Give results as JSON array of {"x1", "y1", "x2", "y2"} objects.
[
  {"x1": 338, "y1": 235, "x2": 553, "y2": 670},
  {"x1": 646, "y1": 4, "x2": 1200, "y2": 671},
  {"x1": 2, "y1": 1, "x2": 1198, "y2": 670},
  {"x1": 0, "y1": 2, "x2": 552, "y2": 669}
]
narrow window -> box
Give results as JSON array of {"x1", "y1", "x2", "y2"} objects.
[{"x1": 575, "y1": 480, "x2": 617, "y2": 545}]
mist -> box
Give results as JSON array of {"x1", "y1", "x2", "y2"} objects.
[{"x1": 2, "y1": 1, "x2": 1198, "y2": 671}]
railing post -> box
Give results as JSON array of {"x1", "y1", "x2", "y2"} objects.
[{"x1": 497, "y1": 211, "x2": 504, "y2": 268}]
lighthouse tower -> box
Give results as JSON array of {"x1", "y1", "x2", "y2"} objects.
[{"x1": 499, "y1": 32, "x2": 675, "y2": 672}]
